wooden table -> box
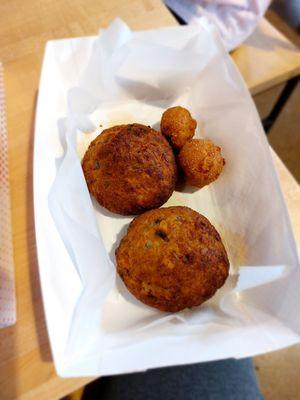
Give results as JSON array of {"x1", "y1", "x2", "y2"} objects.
[
  {"x1": 0, "y1": 1, "x2": 299, "y2": 399},
  {"x1": 233, "y1": 17, "x2": 300, "y2": 95}
]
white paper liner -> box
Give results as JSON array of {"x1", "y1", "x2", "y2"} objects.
[{"x1": 34, "y1": 19, "x2": 299, "y2": 376}]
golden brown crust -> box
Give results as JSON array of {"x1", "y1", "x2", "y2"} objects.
[
  {"x1": 179, "y1": 139, "x2": 225, "y2": 188},
  {"x1": 116, "y1": 206, "x2": 229, "y2": 312},
  {"x1": 82, "y1": 124, "x2": 177, "y2": 215},
  {"x1": 160, "y1": 106, "x2": 197, "y2": 149}
]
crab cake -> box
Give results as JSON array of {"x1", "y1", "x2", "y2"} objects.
[
  {"x1": 82, "y1": 124, "x2": 177, "y2": 215},
  {"x1": 160, "y1": 106, "x2": 197, "y2": 149},
  {"x1": 116, "y1": 206, "x2": 229, "y2": 312},
  {"x1": 179, "y1": 139, "x2": 225, "y2": 188}
]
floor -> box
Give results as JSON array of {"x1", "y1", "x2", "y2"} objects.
[
  {"x1": 267, "y1": 80, "x2": 300, "y2": 182},
  {"x1": 64, "y1": 2, "x2": 300, "y2": 400},
  {"x1": 265, "y1": 1, "x2": 300, "y2": 183},
  {"x1": 254, "y1": 2, "x2": 300, "y2": 400}
]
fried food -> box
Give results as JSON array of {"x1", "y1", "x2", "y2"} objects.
[
  {"x1": 116, "y1": 206, "x2": 229, "y2": 312},
  {"x1": 82, "y1": 123, "x2": 177, "y2": 215},
  {"x1": 160, "y1": 106, "x2": 197, "y2": 149},
  {"x1": 179, "y1": 139, "x2": 225, "y2": 188}
]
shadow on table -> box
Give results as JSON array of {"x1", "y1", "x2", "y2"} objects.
[
  {"x1": 235, "y1": 22, "x2": 297, "y2": 53},
  {"x1": 26, "y1": 91, "x2": 52, "y2": 362}
]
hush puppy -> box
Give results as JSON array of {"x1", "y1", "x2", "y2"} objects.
[
  {"x1": 116, "y1": 206, "x2": 229, "y2": 312},
  {"x1": 160, "y1": 106, "x2": 197, "y2": 149},
  {"x1": 82, "y1": 124, "x2": 177, "y2": 215},
  {"x1": 179, "y1": 139, "x2": 225, "y2": 188}
]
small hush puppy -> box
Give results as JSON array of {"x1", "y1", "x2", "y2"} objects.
[
  {"x1": 179, "y1": 139, "x2": 225, "y2": 188},
  {"x1": 161, "y1": 106, "x2": 197, "y2": 149}
]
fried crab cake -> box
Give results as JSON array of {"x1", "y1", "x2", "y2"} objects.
[
  {"x1": 116, "y1": 206, "x2": 229, "y2": 312},
  {"x1": 82, "y1": 123, "x2": 177, "y2": 215},
  {"x1": 179, "y1": 139, "x2": 225, "y2": 188},
  {"x1": 160, "y1": 106, "x2": 197, "y2": 149}
]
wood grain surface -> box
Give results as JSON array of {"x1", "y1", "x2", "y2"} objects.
[
  {"x1": 0, "y1": 1, "x2": 299, "y2": 399},
  {"x1": 232, "y1": 18, "x2": 300, "y2": 95}
]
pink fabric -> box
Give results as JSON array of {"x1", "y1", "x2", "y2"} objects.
[
  {"x1": 164, "y1": 0, "x2": 272, "y2": 51},
  {"x1": 0, "y1": 63, "x2": 16, "y2": 328}
]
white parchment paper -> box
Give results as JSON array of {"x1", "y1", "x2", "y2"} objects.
[{"x1": 34, "y1": 18, "x2": 300, "y2": 377}]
